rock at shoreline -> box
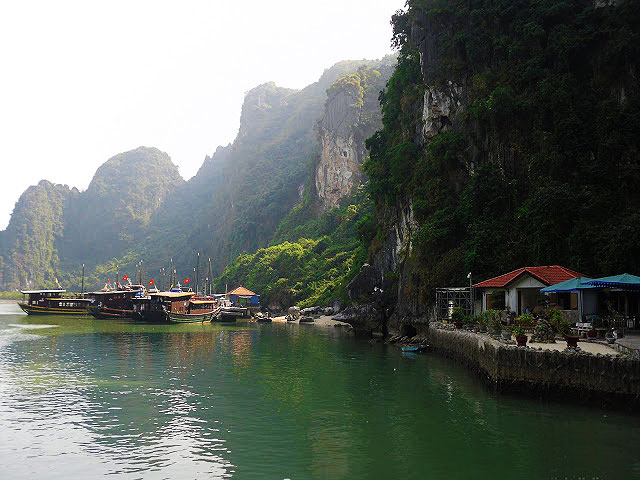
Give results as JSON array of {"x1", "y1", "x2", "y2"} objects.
[
  {"x1": 329, "y1": 299, "x2": 346, "y2": 313},
  {"x1": 333, "y1": 304, "x2": 384, "y2": 335}
]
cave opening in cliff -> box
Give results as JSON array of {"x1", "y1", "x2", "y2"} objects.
[{"x1": 401, "y1": 324, "x2": 417, "y2": 338}]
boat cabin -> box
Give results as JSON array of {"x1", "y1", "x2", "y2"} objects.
[
  {"x1": 21, "y1": 289, "x2": 67, "y2": 306},
  {"x1": 149, "y1": 291, "x2": 195, "y2": 314},
  {"x1": 19, "y1": 289, "x2": 92, "y2": 315},
  {"x1": 88, "y1": 288, "x2": 145, "y2": 310},
  {"x1": 188, "y1": 298, "x2": 217, "y2": 314}
]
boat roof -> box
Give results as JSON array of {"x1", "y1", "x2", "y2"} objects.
[
  {"x1": 190, "y1": 300, "x2": 216, "y2": 304},
  {"x1": 150, "y1": 291, "x2": 195, "y2": 299},
  {"x1": 20, "y1": 289, "x2": 66, "y2": 294},
  {"x1": 90, "y1": 290, "x2": 141, "y2": 295}
]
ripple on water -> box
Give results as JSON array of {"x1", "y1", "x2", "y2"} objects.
[{"x1": 7, "y1": 324, "x2": 59, "y2": 330}]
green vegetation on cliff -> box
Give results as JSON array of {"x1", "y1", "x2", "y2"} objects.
[
  {"x1": 364, "y1": 0, "x2": 640, "y2": 304},
  {"x1": 0, "y1": 180, "x2": 72, "y2": 289},
  {"x1": 215, "y1": 190, "x2": 373, "y2": 308}
]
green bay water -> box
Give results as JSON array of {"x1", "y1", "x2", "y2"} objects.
[{"x1": 1, "y1": 302, "x2": 639, "y2": 479}]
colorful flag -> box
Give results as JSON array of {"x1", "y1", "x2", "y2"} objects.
[
  {"x1": 184, "y1": 278, "x2": 190, "y2": 284},
  {"x1": 122, "y1": 275, "x2": 128, "y2": 282},
  {"x1": 149, "y1": 280, "x2": 154, "y2": 286}
]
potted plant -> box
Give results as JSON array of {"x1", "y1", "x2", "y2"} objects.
[
  {"x1": 513, "y1": 324, "x2": 527, "y2": 347},
  {"x1": 516, "y1": 313, "x2": 535, "y2": 328},
  {"x1": 531, "y1": 319, "x2": 555, "y2": 343},
  {"x1": 557, "y1": 318, "x2": 579, "y2": 349},
  {"x1": 487, "y1": 310, "x2": 502, "y2": 336},
  {"x1": 451, "y1": 307, "x2": 465, "y2": 329},
  {"x1": 476, "y1": 313, "x2": 487, "y2": 333}
]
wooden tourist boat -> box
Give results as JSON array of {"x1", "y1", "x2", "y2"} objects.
[
  {"x1": 86, "y1": 285, "x2": 146, "y2": 319},
  {"x1": 137, "y1": 290, "x2": 197, "y2": 323},
  {"x1": 166, "y1": 298, "x2": 219, "y2": 323},
  {"x1": 18, "y1": 290, "x2": 91, "y2": 315}
]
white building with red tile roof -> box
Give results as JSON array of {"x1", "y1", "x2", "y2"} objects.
[{"x1": 473, "y1": 265, "x2": 584, "y2": 315}]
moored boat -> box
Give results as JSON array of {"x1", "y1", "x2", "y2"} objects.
[
  {"x1": 18, "y1": 290, "x2": 91, "y2": 315},
  {"x1": 86, "y1": 285, "x2": 146, "y2": 319},
  {"x1": 401, "y1": 345, "x2": 429, "y2": 353},
  {"x1": 137, "y1": 290, "x2": 196, "y2": 323},
  {"x1": 166, "y1": 298, "x2": 219, "y2": 323}
]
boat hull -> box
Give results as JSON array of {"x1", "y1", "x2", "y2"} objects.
[
  {"x1": 18, "y1": 303, "x2": 89, "y2": 316},
  {"x1": 87, "y1": 305, "x2": 134, "y2": 319},
  {"x1": 166, "y1": 311, "x2": 214, "y2": 323},
  {"x1": 401, "y1": 345, "x2": 429, "y2": 353},
  {"x1": 139, "y1": 309, "x2": 169, "y2": 323}
]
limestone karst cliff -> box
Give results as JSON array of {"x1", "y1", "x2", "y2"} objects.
[
  {"x1": 314, "y1": 62, "x2": 394, "y2": 210},
  {"x1": 347, "y1": 0, "x2": 640, "y2": 336},
  {"x1": 0, "y1": 147, "x2": 182, "y2": 290}
]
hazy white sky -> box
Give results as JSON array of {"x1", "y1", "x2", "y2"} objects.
[{"x1": 0, "y1": 0, "x2": 404, "y2": 229}]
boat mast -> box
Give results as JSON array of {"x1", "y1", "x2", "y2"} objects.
[
  {"x1": 81, "y1": 263, "x2": 85, "y2": 296},
  {"x1": 207, "y1": 258, "x2": 213, "y2": 296},
  {"x1": 196, "y1": 252, "x2": 200, "y2": 295}
]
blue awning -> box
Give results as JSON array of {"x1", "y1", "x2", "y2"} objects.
[
  {"x1": 585, "y1": 273, "x2": 640, "y2": 289},
  {"x1": 540, "y1": 277, "x2": 597, "y2": 293}
]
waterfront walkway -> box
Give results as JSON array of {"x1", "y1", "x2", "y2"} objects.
[{"x1": 615, "y1": 333, "x2": 640, "y2": 358}]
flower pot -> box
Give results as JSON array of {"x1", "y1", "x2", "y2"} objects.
[
  {"x1": 564, "y1": 335, "x2": 580, "y2": 348},
  {"x1": 454, "y1": 322, "x2": 463, "y2": 329},
  {"x1": 516, "y1": 335, "x2": 527, "y2": 347}
]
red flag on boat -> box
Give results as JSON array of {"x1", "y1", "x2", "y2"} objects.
[
  {"x1": 107, "y1": 278, "x2": 110, "y2": 283},
  {"x1": 122, "y1": 275, "x2": 128, "y2": 282},
  {"x1": 149, "y1": 280, "x2": 154, "y2": 286},
  {"x1": 184, "y1": 278, "x2": 190, "y2": 284}
]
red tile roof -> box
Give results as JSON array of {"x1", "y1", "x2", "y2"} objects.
[
  {"x1": 227, "y1": 286, "x2": 257, "y2": 296},
  {"x1": 473, "y1": 266, "x2": 584, "y2": 288}
]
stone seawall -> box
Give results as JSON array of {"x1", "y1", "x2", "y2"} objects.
[{"x1": 426, "y1": 323, "x2": 640, "y2": 408}]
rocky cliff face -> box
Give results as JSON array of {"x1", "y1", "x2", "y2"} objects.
[
  {"x1": 0, "y1": 147, "x2": 183, "y2": 290},
  {"x1": 0, "y1": 180, "x2": 74, "y2": 289},
  {"x1": 315, "y1": 75, "x2": 369, "y2": 211},
  {"x1": 315, "y1": 60, "x2": 395, "y2": 211},
  {"x1": 345, "y1": 0, "x2": 639, "y2": 339},
  {"x1": 346, "y1": 198, "x2": 423, "y2": 336}
]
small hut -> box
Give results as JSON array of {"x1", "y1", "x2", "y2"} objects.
[{"x1": 226, "y1": 286, "x2": 260, "y2": 307}]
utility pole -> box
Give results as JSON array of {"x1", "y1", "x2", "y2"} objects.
[
  {"x1": 196, "y1": 252, "x2": 200, "y2": 295},
  {"x1": 81, "y1": 263, "x2": 85, "y2": 296}
]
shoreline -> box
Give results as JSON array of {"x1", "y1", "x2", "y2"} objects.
[
  {"x1": 270, "y1": 314, "x2": 353, "y2": 329},
  {"x1": 421, "y1": 322, "x2": 640, "y2": 410}
]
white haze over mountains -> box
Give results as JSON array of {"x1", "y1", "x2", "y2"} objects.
[{"x1": 0, "y1": 0, "x2": 404, "y2": 229}]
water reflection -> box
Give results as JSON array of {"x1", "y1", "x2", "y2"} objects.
[{"x1": 0, "y1": 308, "x2": 639, "y2": 479}]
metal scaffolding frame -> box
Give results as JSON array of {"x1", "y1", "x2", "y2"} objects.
[{"x1": 435, "y1": 287, "x2": 474, "y2": 321}]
